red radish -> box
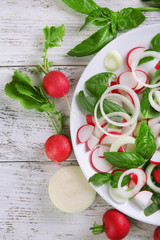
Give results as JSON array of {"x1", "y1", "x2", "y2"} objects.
[
  {"x1": 86, "y1": 134, "x2": 99, "y2": 151},
  {"x1": 43, "y1": 71, "x2": 70, "y2": 98},
  {"x1": 99, "y1": 132, "x2": 121, "y2": 145},
  {"x1": 150, "y1": 151, "x2": 160, "y2": 165},
  {"x1": 77, "y1": 124, "x2": 94, "y2": 143},
  {"x1": 128, "y1": 173, "x2": 138, "y2": 188},
  {"x1": 133, "y1": 190, "x2": 153, "y2": 209},
  {"x1": 86, "y1": 115, "x2": 95, "y2": 126},
  {"x1": 153, "y1": 169, "x2": 160, "y2": 184},
  {"x1": 45, "y1": 134, "x2": 72, "y2": 162},
  {"x1": 117, "y1": 71, "x2": 138, "y2": 90},
  {"x1": 126, "y1": 46, "x2": 145, "y2": 69},
  {"x1": 90, "y1": 147, "x2": 113, "y2": 173},
  {"x1": 90, "y1": 209, "x2": 130, "y2": 239},
  {"x1": 98, "y1": 145, "x2": 110, "y2": 158},
  {"x1": 110, "y1": 81, "x2": 120, "y2": 94},
  {"x1": 126, "y1": 93, "x2": 135, "y2": 105},
  {"x1": 155, "y1": 61, "x2": 160, "y2": 70},
  {"x1": 118, "y1": 146, "x2": 125, "y2": 152},
  {"x1": 154, "y1": 226, "x2": 160, "y2": 240}
]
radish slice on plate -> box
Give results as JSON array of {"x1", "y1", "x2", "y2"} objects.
[
  {"x1": 128, "y1": 173, "x2": 137, "y2": 188},
  {"x1": 153, "y1": 168, "x2": 160, "y2": 184},
  {"x1": 86, "y1": 115, "x2": 95, "y2": 125},
  {"x1": 149, "y1": 123, "x2": 160, "y2": 139},
  {"x1": 150, "y1": 151, "x2": 160, "y2": 165},
  {"x1": 98, "y1": 145, "x2": 110, "y2": 158},
  {"x1": 90, "y1": 147, "x2": 113, "y2": 173},
  {"x1": 126, "y1": 46, "x2": 145, "y2": 69},
  {"x1": 133, "y1": 70, "x2": 149, "y2": 93},
  {"x1": 133, "y1": 190, "x2": 153, "y2": 209},
  {"x1": 117, "y1": 71, "x2": 137, "y2": 90},
  {"x1": 117, "y1": 168, "x2": 147, "y2": 198},
  {"x1": 108, "y1": 185, "x2": 128, "y2": 203},
  {"x1": 146, "y1": 164, "x2": 160, "y2": 193},
  {"x1": 86, "y1": 134, "x2": 99, "y2": 151},
  {"x1": 49, "y1": 166, "x2": 96, "y2": 213},
  {"x1": 99, "y1": 132, "x2": 121, "y2": 145},
  {"x1": 155, "y1": 60, "x2": 160, "y2": 70},
  {"x1": 148, "y1": 117, "x2": 160, "y2": 127},
  {"x1": 77, "y1": 124, "x2": 94, "y2": 143}
]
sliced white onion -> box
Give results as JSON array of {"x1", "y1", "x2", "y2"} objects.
[
  {"x1": 149, "y1": 88, "x2": 160, "y2": 112},
  {"x1": 110, "y1": 136, "x2": 135, "y2": 152},
  {"x1": 145, "y1": 164, "x2": 160, "y2": 193},
  {"x1": 99, "y1": 85, "x2": 140, "y2": 127},
  {"x1": 154, "y1": 90, "x2": 160, "y2": 105},
  {"x1": 49, "y1": 166, "x2": 96, "y2": 213},
  {"x1": 131, "y1": 51, "x2": 160, "y2": 88},
  {"x1": 108, "y1": 184, "x2": 128, "y2": 203},
  {"x1": 117, "y1": 168, "x2": 147, "y2": 198}
]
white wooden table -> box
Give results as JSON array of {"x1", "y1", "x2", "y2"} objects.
[{"x1": 0, "y1": 1, "x2": 159, "y2": 239}]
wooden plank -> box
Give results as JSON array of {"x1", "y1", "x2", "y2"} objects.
[
  {"x1": 0, "y1": 0, "x2": 160, "y2": 66},
  {"x1": 0, "y1": 162, "x2": 155, "y2": 240},
  {"x1": 0, "y1": 66, "x2": 84, "y2": 162}
]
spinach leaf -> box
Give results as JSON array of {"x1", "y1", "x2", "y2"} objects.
[
  {"x1": 135, "y1": 121, "x2": 157, "y2": 159},
  {"x1": 117, "y1": 8, "x2": 146, "y2": 30},
  {"x1": 80, "y1": 7, "x2": 117, "y2": 30},
  {"x1": 77, "y1": 91, "x2": 127, "y2": 115},
  {"x1": 104, "y1": 152, "x2": 146, "y2": 168},
  {"x1": 140, "y1": 69, "x2": 160, "y2": 118},
  {"x1": 61, "y1": 0, "x2": 100, "y2": 14},
  {"x1": 89, "y1": 172, "x2": 112, "y2": 186},
  {"x1": 110, "y1": 171, "x2": 131, "y2": 188},
  {"x1": 67, "y1": 23, "x2": 117, "y2": 57},
  {"x1": 85, "y1": 72, "x2": 116, "y2": 97}
]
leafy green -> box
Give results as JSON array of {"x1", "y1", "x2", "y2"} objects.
[
  {"x1": 117, "y1": 8, "x2": 146, "y2": 30},
  {"x1": 89, "y1": 172, "x2": 112, "y2": 186},
  {"x1": 135, "y1": 121, "x2": 157, "y2": 159},
  {"x1": 80, "y1": 8, "x2": 117, "y2": 30},
  {"x1": 61, "y1": 0, "x2": 100, "y2": 14},
  {"x1": 85, "y1": 72, "x2": 116, "y2": 97},
  {"x1": 140, "y1": 69, "x2": 160, "y2": 118},
  {"x1": 4, "y1": 71, "x2": 65, "y2": 134},
  {"x1": 77, "y1": 91, "x2": 127, "y2": 115},
  {"x1": 67, "y1": 23, "x2": 117, "y2": 57},
  {"x1": 104, "y1": 152, "x2": 146, "y2": 168},
  {"x1": 110, "y1": 171, "x2": 131, "y2": 188},
  {"x1": 144, "y1": 192, "x2": 160, "y2": 216}
]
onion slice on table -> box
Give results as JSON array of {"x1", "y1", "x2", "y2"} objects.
[
  {"x1": 131, "y1": 51, "x2": 160, "y2": 88},
  {"x1": 117, "y1": 168, "x2": 147, "y2": 198},
  {"x1": 49, "y1": 166, "x2": 96, "y2": 213}
]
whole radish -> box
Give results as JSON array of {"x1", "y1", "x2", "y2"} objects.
[
  {"x1": 45, "y1": 134, "x2": 72, "y2": 162},
  {"x1": 154, "y1": 226, "x2": 160, "y2": 240},
  {"x1": 90, "y1": 209, "x2": 130, "y2": 240}
]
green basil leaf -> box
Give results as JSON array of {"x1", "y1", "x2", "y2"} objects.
[
  {"x1": 135, "y1": 121, "x2": 157, "y2": 159},
  {"x1": 151, "y1": 33, "x2": 160, "y2": 52},
  {"x1": 104, "y1": 152, "x2": 145, "y2": 168},
  {"x1": 117, "y1": 8, "x2": 146, "y2": 30},
  {"x1": 61, "y1": 0, "x2": 100, "y2": 14},
  {"x1": 80, "y1": 8, "x2": 117, "y2": 30},
  {"x1": 138, "y1": 56, "x2": 155, "y2": 65},
  {"x1": 77, "y1": 91, "x2": 127, "y2": 115},
  {"x1": 68, "y1": 23, "x2": 117, "y2": 57},
  {"x1": 89, "y1": 172, "x2": 112, "y2": 186},
  {"x1": 144, "y1": 193, "x2": 160, "y2": 216},
  {"x1": 110, "y1": 171, "x2": 131, "y2": 188},
  {"x1": 85, "y1": 72, "x2": 116, "y2": 97},
  {"x1": 140, "y1": 69, "x2": 160, "y2": 118}
]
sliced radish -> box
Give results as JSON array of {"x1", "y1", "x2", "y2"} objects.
[
  {"x1": 133, "y1": 70, "x2": 149, "y2": 93},
  {"x1": 153, "y1": 168, "x2": 160, "y2": 184},
  {"x1": 154, "y1": 90, "x2": 160, "y2": 105},
  {"x1": 86, "y1": 134, "x2": 99, "y2": 151},
  {"x1": 149, "y1": 88, "x2": 160, "y2": 112},
  {"x1": 117, "y1": 168, "x2": 147, "y2": 198},
  {"x1": 90, "y1": 147, "x2": 113, "y2": 173},
  {"x1": 128, "y1": 173, "x2": 137, "y2": 189},
  {"x1": 149, "y1": 123, "x2": 160, "y2": 139},
  {"x1": 98, "y1": 145, "x2": 110, "y2": 158},
  {"x1": 133, "y1": 190, "x2": 153, "y2": 209},
  {"x1": 146, "y1": 164, "x2": 160, "y2": 193},
  {"x1": 155, "y1": 60, "x2": 160, "y2": 70},
  {"x1": 49, "y1": 166, "x2": 96, "y2": 213},
  {"x1": 99, "y1": 132, "x2": 121, "y2": 145},
  {"x1": 148, "y1": 117, "x2": 160, "y2": 127},
  {"x1": 86, "y1": 115, "x2": 95, "y2": 126},
  {"x1": 110, "y1": 81, "x2": 120, "y2": 94},
  {"x1": 77, "y1": 124, "x2": 94, "y2": 143},
  {"x1": 150, "y1": 151, "x2": 160, "y2": 165},
  {"x1": 117, "y1": 71, "x2": 138, "y2": 90},
  {"x1": 108, "y1": 184, "x2": 128, "y2": 203},
  {"x1": 118, "y1": 146, "x2": 125, "y2": 152},
  {"x1": 126, "y1": 46, "x2": 145, "y2": 69},
  {"x1": 126, "y1": 93, "x2": 135, "y2": 105}
]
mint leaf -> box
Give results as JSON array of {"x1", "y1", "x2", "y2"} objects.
[{"x1": 135, "y1": 121, "x2": 157, "y2": 159}]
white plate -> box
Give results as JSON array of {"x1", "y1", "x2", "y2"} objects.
[{"x1": 70, "y1": 24, "x2": 160, "y2": 225}]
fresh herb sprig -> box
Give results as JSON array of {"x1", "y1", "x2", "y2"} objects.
[{"x1": 61, "y1": 0, "x2": 160, "y2": 57}]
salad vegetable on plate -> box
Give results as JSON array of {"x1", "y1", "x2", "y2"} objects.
[{"x1": 70, "y1": 24, "x2": 160, "y2": 225}]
